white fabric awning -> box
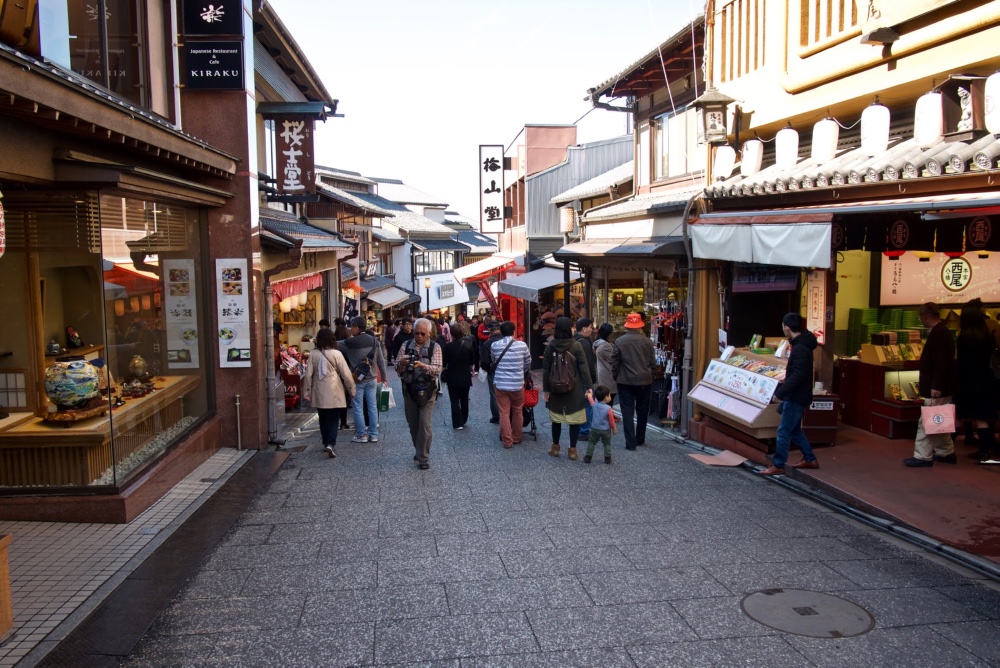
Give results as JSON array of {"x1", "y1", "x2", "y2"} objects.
[
  {"x1": 453, "y1": 254, "x2": 516, "y2": 283},
  {"x1": 690, "y1": 222, "x2": 831, "y2": 269},
  {"x1": 366, "y1": 286, "x2": 411, "y2": 308},
  {"x1": 499, "y1": 267, "x2": 581, "y2": 302}
]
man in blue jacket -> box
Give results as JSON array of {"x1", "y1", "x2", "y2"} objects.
[{"x1": 759, "y1": 312, "x2": 819, "y2": 476}]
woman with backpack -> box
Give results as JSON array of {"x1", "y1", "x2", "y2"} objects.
[
  {"x1": 442, "y1": 321, "x2": 475, "y2": 429},
  {"x1": 542, "y1": 317, "x2": 594, "y2": 460}
]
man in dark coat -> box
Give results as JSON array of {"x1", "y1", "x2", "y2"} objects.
[
  {"x1": 389, "y1": 319, "x2": 413, "y2": 362},
  {"x1": 479, "y1": 321, "x2": 503, "y2": 423},
  {"x1": 612, "y1": 313, "x2": 655, "y2": 450},
  {"x1": 574, "y1": 317, "x2": 597, "y2": 438},
  {"x1": 904, "y1": 302, "x2": 957, "y2": 467},
  {"x1": 759, "y1": 312, "x2": 819, "y2": 476}
]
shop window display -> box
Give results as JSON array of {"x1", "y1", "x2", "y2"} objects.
[{"x1": 0, "y1": 191, "x2": 209, "y2": 489}]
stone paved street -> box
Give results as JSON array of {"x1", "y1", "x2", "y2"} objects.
[{"x1": 122, "y1": 374, "x2": 1000, "y2": 667}]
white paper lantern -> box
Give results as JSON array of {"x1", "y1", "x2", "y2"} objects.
[
  {"x1": 985, "y1": 72, "x2": 1000, "y2": 134},
  {"x1": 775, "y1": 126, "x2": 800, "y2": 170},
  {"x1": 914, "y1": 92, "x2": 944, "y2": 148},
  {"x1": 559, "y1": 207, "x2": 575, "y2": 233},
  {"x1": 713, "y1": 145, "x2": 737, "y2": 180},
  {"x1": 811, "y1": 118, "x2": 840, "y2": 163},
  {"x1": 298, "y1": 290, "x2": 308, "y2": 306},
  {"x1": 740, "y1": 139, "x2": 764, "y2": 176},
  {"x1": 290, "y1": 293, "x2": 300, "y2": 308},
  {"x1": 861, "y1": 103, "x2": 890, "y2": 156},
  {"x1": 279, "y1": 298, "x2": 292, "y2": 313}
]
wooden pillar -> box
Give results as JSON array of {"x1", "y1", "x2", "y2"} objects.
[{"x1": 26, "y1": 253, "x2": 46, "y2": 417}]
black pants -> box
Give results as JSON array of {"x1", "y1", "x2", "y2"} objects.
[
  {"x1": 448, "y1": 384, "x2": 470, "y2": 428},
  {"x1": 317, "y1": 407, "x2": 343, "y2": 446},
  {"x1": 618, "y1": 383, "x2": 652, "y2": 448},
  {"x1": 552, "y1": 422, "x2": 581, "y2": 448}
]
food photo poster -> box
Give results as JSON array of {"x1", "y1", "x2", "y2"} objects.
[
  {"x1": 163, "y1": 259, "x2": 200, "y2": 370},
  {"x1": 216, "y1": 258, "x2": 251, "y2": 368}
]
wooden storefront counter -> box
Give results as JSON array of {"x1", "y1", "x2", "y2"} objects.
[{"x1": 0, "y1": 376, "x2": 200, "y2": 487}]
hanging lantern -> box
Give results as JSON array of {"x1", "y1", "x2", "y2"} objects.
[
  {"x1": 154, "y1": 292, "x2": 161, "y2": 308},
  {"x1": 298, "y1": 290, "x2": 308, "y2": 307},
  {"x1": 713, "y1": 145, "x2": 737, "y2": 180},
  {"x1": 0, "y1": 198, "x2": 5, "y2": 261},
  {"x1": 740, "y1": 139, "x2": 764, "y2": 176},
  {"x1": 986, "y1": 72, "x2": 1000, "y2": 134},
  {"x1": 911, "y1": 251, "x2": 934, "y2": 262},
  {"x1": 114, "y1": 299, "x2": 125, "y2": 317},
  {"x1": 944, "y1": 251, "x2": 965, "y2": 258},
  {"x1": 811, "y1": 118, "x2": 840, "y2": 163},
  {"x1": 559, "y1": 207, "x2": 575, "y2": 233},
  {"x1": 279, "y1": 298, "x2": 292, "y2": 313},
  {"x1": 861, "y1": 101, "x2": 890, "y2": 156},
  {"x1": 883, "y1": 250, "x2": 905, "y2": 261},
  {"x1": 914, "y1": 92, "x2": 944, "y2": 148},
  {"x1": 978, "y1": 251, "x2": 990, "y2": 259},
  {"x1": 141, "y1": 294, "x2": 152, "y2": 311},
  {"x1": 290, "y1": 293, "x2": 301, "y2": 308},
  {"x1": 775, "y1": 125, "x2": 799, "y2": 170},
  {"x1": 692, "y1": 87, "x2": 736, "y2": 145},
  {"x1": 129, "y1": 296, "x2": 140, "y2": 312}
]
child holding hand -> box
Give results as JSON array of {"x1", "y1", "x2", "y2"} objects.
[{"x1": 584, "y1": 385, "x2": 616, "y2": 464}]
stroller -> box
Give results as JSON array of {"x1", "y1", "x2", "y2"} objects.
[{"x1": 522, "y1": 377, "x2": 539, "y2": 441}]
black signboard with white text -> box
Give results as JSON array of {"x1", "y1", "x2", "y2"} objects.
[
  {"x1": 183, "y1": 1, "x2": 244, "y2": 36},
  {"x1": 183, "y1": 41, "x2": 244, "y2": 90}
]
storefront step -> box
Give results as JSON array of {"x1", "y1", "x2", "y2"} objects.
[{"x1": 689, "y1": 417, "x2": 770, "y2": 466}]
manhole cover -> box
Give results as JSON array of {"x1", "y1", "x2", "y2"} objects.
[{"x1": 741, "y1": 589, "x2": 875, "y2": 638}]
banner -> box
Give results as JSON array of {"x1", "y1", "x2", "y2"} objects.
[
  {"x1": 479, "y1": 145, "x2": 504, "y2": 234},
  {"x1": 163, "y1": 259, "x2": 199, "y2": 370},
  {"x1": 216, "y1": 259, "x2": 251, "y2": 368}
]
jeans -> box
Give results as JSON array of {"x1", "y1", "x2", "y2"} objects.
[
  {"x1": 403, "y1": 390, "x2": 436, "y2": 464},
  {"x1": 618, "y1": 383, "x2": 652, "y2": 448},
  {"x1": 580, "y1": 403, "x2": 593, "y2": 436},
  {"x1": 317, "y1": 407, "x2": 342, "y2": 447},
  {"x1": 495, "y1": 388, "x2": 525, "y2": 446},
  {"x1": 352, "y1": 378, "x2": 378, "y2": 438},
  {"x1": 487, "y1": 372, "x2": 499, "y2": 420},
  {"x1": 773, "y1": 400, "x2": 816, "y2": 469},
  {"x1": 448, "y1": 383, "x2": 470, "y2": 428}
]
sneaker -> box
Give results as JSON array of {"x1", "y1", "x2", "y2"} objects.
[
  {"x1": 604, "y1": 456, "x2": 612, "y2": 464},
  {"x1": 351, "y1": 435, "x2": 369, "y2": 443},
  {"x1": 324, "y1": 446, "x2": 336, "y2": 458},
  {"x1": 418, "y1": 462, "x2": 430, "y2": 470},
  {"x1": 933, "y1": 453, "x2": 956, "y2": 464},
  {"x1": 583, "y1": 455, "x2": 592, "y2": 463},
  {"x1": 454, "y1": 426, "x2": 464, "y2": 430},
  {"x1": 903, "y1": 457, "x2": 933, "y2": 467},
  {"x1": 368, "y1": 436, "x2": 378, "y2": 443}
]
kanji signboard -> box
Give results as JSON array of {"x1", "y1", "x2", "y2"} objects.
[{"x1": 479, "y1": 145, "x2": 504, "y2": 234}]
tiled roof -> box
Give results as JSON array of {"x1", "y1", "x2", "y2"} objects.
[
  {"x1": 444, "y1": 210, "x2": 477, "y2": 226},
  {"x1": 385, "y1": 210, "x2": 455, "y2": 235},
  {"x1": 456, "y1": 230, "x2": 498, "y2": 252},
  {"x1": 582, "y1": 186, "x2": 702, "y2": 223},
  {"x1": 706, "y1": 134, "x2": 1000, "y2": 200},
  {"x1": 410, "y1": 238, "x2": 469, "y2": 251},
  {"x1": 260, "y1": 214, "x2": 353, "y2": 250},
  {"x1": 317, "y1": 183, "x2": 401, "y2": 217},
  {"x1": 369, "y1": 177, "x2": 449, "y2": 207},
  {"x1": 341, "y1": 264, "x2": 357, "y2": 282},
  {"x1": 371, "y1": 226, "x2": 404, "y2": 243},
  {"x1": 360, "y1": 274, "x2": 396, "y2": 294},
  {"x1": 315, "y1": 165, "x2": 375, "y2": 185},
  {"x1": 551, "y1": 161, "x2": 634, "y2": 204}
]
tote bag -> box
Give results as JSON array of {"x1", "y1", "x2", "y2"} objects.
[{"x1": 920, "y1": 403, "x2": 955, "y2": 435}]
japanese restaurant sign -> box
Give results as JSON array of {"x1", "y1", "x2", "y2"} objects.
[
  {"x1": 216, "y1": 259, "x2": 251, "y2": 368},
  {"x1": 163, "y1": 259, "x2": 200, "y2": 370},
  {"x1": 479, "y1": 145, "x2": 504, "y2": 234},
  {"x1": 183, "y1": 1, "x2": 245, "y2": 36},
  {"x1": 183, "y1": 41, "x2": 244, "y2": 90},
  {"x1": 806, "y1": 270, "x2": 826, "y2": 345},
  {"x1": 881, "y1": 253, "x2": 1000, "y2": 305},
  {"x1": 275, "y1": 117, "x2": 316, "y2": 195}
]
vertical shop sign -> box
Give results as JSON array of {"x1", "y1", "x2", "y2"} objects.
[
  {"x1": 163, "y1": 259, "x2": 199, "y2": 369},
  {"x1": 275, "y1": 116, "x2": 316, "y2": 195},
  {"x1": 216, "y1": 259, "x2": 251, "y2": 368},
  {"x1": 806, "y1": 270, "x2": 826, "y2": 345},
  {"x1": 479, "y1": 145, "x2": 504, "y2": 234},
  {"x1": 183, "y1": 0, "x2": 245, "y2": 36}
]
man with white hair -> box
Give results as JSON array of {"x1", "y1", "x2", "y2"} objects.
[{"x1": 396, "y1": 318, "x2": 442, "y2": 470}]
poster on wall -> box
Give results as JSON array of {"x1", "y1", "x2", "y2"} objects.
[
  {"x1": 806, "y1": 270, "x2": 826, "y2": 345},
  {"x1": 216, "y1": 259, "x2": 251, "y2": 368},
  {"x1": 880, "y1": 253, "x2": 1000, "y2": 305},
  {"x1": 163, "y1": 259, "x2": 199, "y2": 370}
]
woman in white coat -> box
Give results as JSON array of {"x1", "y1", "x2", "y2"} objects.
[{"x1": 303, "y1": 327, "x2": 356, "y2": 458}]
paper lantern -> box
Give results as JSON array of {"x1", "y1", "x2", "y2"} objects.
[
  {"x1": 944, "y1": 251, "x2": 965, "y2": 258},
  {"x1": 811, "y1": 118, "x2": 839, "y2": 163},
  {"x1": 986, "y1": 72, "x2": 1000, "y2": 134},
  {"x1": 978, "y1": 251, "x2": 990, "y2": 259},
  {"x1": 298, "y1": 291, "x2": 308, "y2": 306},
  {"x1": 559, "y1": 207, "x2": 575, "y2": 233},
  {"x1": 279, "y1": 298, "x2": 292, "y2": 313},
  {"x1": 883, "y1": 250, "x2": 905, "y2": 261},
  {"x1": 290, "y1": 293, "x2": 301, "y2": 308},
  {"x1": 861, "y1": 103, "x2": 890, "y2": 156},
  {"x1": 141, "y1": 294, "x2": 151, "y2": 311},
  {"x1": 914, "y1": 92, "x2": 944, "y2": 148},
  {"x1": 129, "y1": 296, "x2": 140, "y2": 312},
  {"x1": 114, "y1": 299, "x2": 125, "y2": 317},
  {"x1": 713, "y1": 145, "x2": 737, "y2": 179},
  {"x1": 154, "y1": 292, "x2": 161, "y2": 308},
  {"x1": 0, "y1": 199, "x2": 5, "y2": 260},
  {"x1": 775, "y1": 126, "x2": 799, "y2": 170},
  {"x1": 911, "y1": 251, "x2": 934, "y2": 262},
  {"x1": 740, "y1": 140, "x2": 764, "y2": 176}
]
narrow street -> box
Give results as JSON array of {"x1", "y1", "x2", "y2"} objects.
[{"x1": 99, "y1": 374, "x2": 1000, "y2": 667}]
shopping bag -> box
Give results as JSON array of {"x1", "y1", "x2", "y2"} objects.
[
  {"x1": 477, "y1": 368, "x2": 488, "y2": 384},
  {"x1": 920, "y1": 403, "x2": 955, "y2": 435},
  {"x1": 377, "y1": 383, "x2": 395, "y2": 411}
]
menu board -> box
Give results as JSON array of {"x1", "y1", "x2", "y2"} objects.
[
  {"x1": 216, "y1": 259, "x2": 251, "y2": 368},
  {"x1": 163, "y1": 259, "x2": 199, "y2": 370},
  {"x1": 701, "y1": 359, "x2": 779, "y2": 405}
]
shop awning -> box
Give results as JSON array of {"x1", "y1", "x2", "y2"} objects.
[
  {"x1": 271, "y1": 272, "x2": 323, "y2": 302},
  {"x1": 366, "y1": 286, "x2": 412, "y2": 308},
  {"x1": 454, "y1": 255, "x2": 516, "y2": 283},
  {"x1": 103, "y1": 263, "x2": 160, "y2": 295},
  {"x1": 499, "y1": 267, "x2": 581, "y2": 303},
  {"x1": 410, "y1": 238, "x2": 469, "y2": 252},
  {"x1": 424, "y1": 275, "x2": 471, "y2": 310},
  {"x1": 689, "y1": 220, "x2": 832, "y2": 269}
]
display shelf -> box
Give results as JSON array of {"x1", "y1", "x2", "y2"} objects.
[
  {"x1": 688, "y1": 353, "x2": 784, "y2": 439},
  {"x1": 838, "y1": 358, "x2": 921, "y2": 438}
]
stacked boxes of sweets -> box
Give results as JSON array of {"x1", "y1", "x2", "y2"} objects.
[
  {"x1": 722, "y1": 352, "x2": 786, "y2": 379},
  {"x1": 847, "y1": 308, "x2": 880, "y2": 356}
]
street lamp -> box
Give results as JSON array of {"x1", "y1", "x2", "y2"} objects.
[{"x1": 424, "y1": 277, "x2": 431, "y2": 315}]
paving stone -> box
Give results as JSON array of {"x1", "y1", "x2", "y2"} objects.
[
  {"x1": 935, "y1": 584, "x2": 1000, "y2": 619},
  {"x1": 628, "y1": 637, "x2": 813, "y2": 667},
  {"x1": 375, "y1": 611, "x2": 538, "y2": 663},
  {"x1": 378, "y1": 513, "x2": 489, "y2": 538},
  {"x1": 318, "y1": 535, "x2": 438, "y2": 563},
  {"x1": 460, "y1": 647, "x2": 635, "y2": 667},
  {"x1": 749, "y1": 512, "x2": 865, "y2": 538},
  {"x1": 838, "y1": 587, "x2": 986, "y2": 628},
  {"x1": 543, "y1": 523, "x2": 670, "y2": 549},
  {"x1": 526, "y1": 600, "x2": 697, "y2": 650},
  {"x1": 302, "y1": 583, "x2": 448, "y2": 624},
  {"x1": 747, "y1": 537, "x2": 869, "y2": 563},
  {"x1": 202, "y1": 540, "x2": 321, "y2": 569},
  {"x1": 581, "y1": 567, "x2": 730, "y2": 605},
  {"x1": 434, "y1": 529, "x2": 554, "y2": 556},
  {"x1": 151, "y1": 594, "x2": 306, "y2": 636},
  {"x1": 619, "y1": 540, "x2": 758, "y2": 569},
  {"x1": 378, "y1": 553, "x2": 507, "y2": 587},
  {"x1": 122, "y1": 633, "x2": 218, "y2": 667},
  {"x1": 786, "y1": 626, "x2": 991, "y2": 667},
  {"x1": 671, "y1": 596, "x2": 780, "y2": 639},
  {"x1": 931, "y1": 620, "x2": 1000, "y2": 664},
  {"x1": 501, "y1": 545, "x2": 633, "y2": 578},
  {"x1": 446, "y1": 576, "x2": 592, "y2": 614},
  {"x1": 824, "y1": 557, "x2": 978, "y2": 589},
  {"x1": 481, "y1": 508, "x2": 595, "y2": 532},
  {"x1": 268, "y1": 517, "x2": 380, "y2": 544},
  {"x1": 178, "y1": 568, "x2": 252, "y2": 599},
  {"x1": 704, "y1": 561, "x2": 858, "y2": 595},
  {"x1": 212, "y1": 623, "x2": 374, "y2": 667},
  {"x1": 242, "y1": 560, "x2": 377, "y2": 595},
  {"x1": 427, "y1": 494, "x2": 529, "y2": 516}
]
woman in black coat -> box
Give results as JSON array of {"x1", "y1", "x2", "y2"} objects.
[
  {"x1": 956, "y1": 308, "x2": 998, "y2": 460},
  {"x1": 442, "y1": 322, "x2": 475, "y2": 429}
]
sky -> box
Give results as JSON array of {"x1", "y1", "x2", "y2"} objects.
[{"x1": 267, "y1": 0, "x2": 703, "y2": 219}]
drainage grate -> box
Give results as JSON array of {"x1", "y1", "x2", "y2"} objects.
[{"x1": 741, "y1": 589, "x2": 875, "y2": 638}]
